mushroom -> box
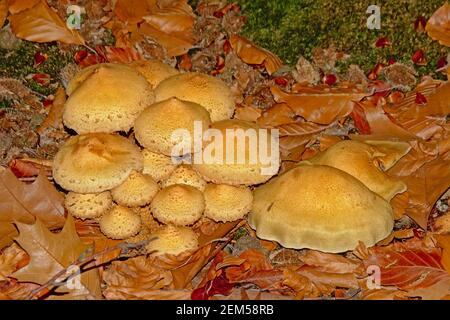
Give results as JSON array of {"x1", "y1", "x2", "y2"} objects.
[
  {"x1": 161, "y1": 165, "x2": 206, "y2": 191},
  {"x1": 111, "y1": 171, "x2": 159, "y2": 207},
  {"x1": 151, "y1": 184, "x2": 205, "y2": 226},
  {"x1": 64, "y1": 191, "x2": 112, "y2": 220},
  {"x1": 248, "y1": 165, "x2": 394, "y2": 253},
  {"x1": 204, "y1": 184, "x2": 253, "y2": 222},
  {"x1": 193, "y1": 119, "x2": 280, "y2": 185},
  {"x1": 146, "y1": 225, "x2": 199, "y2": 256},
  {"x1": 63, "y1": 63, "x2": 154, "y2": 134},
  {"x1": 134, "y1": 97, "x2": 211, "y2": 156},
  {"x1": 141, "y1": 149, "x2": 177, "y2": 182},
  {"x1": 128, "y1": 60, "x2": 179, "y2": 89},
  {"x1": 53, "y1": 133, "x2": 143, "y2": 193},
  {"x1": 302, "y1": 140, "x2": 410, "y2": 200},
  {"x1": 99, "y1": 205, "x2": 142, "y2": 239},
  {"x1": 154, "y1": 72, "x2": 235, "y2": 122}
]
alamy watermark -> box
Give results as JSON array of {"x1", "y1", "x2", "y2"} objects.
[
  {"x1": 170, "y1": 121, "x2": 280, "y2": 176},
  {"x1": 366, "y1": 5, "x2": 381, "y2": 30}
]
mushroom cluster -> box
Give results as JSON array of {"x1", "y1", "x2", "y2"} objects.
[{"x1": 54, "y1": 62, "x2": 277, "y2": 256}]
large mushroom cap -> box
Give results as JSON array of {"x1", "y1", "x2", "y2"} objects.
[
  {"x1": 146, "y1": 225, "x2": 199, "y2": 256},
  {"x1": 193, "y1": 119, "x2": 280, "y2": 185},
  {"x1": 151, "y1": 184, "x2": 205, "y2": 226},
  {"x1": 111, "y1": 171, "x2": 159, "y2": 207},
  {"x1": 134, "y1": 97, "x2": 211, "y2": 156},
  {"x1": 161, "y1": 165, "x2": 206, "y2": 191},
  {"x1": 141, "y1": 149, "x2": 177, "y2": 182},
  {"x1": 100, "y1": 205, "x2": 142, "y2": 239},
  {"x1": 249, "y1": 165, "x2": 394, "y2": 253},
  {"x1": 303, "y1": 140, "x2": 410, "y2": 201},
  {"x1": 63, "y1": 63, "x2": 154, "y2": 134},
  {"x1": 128, "y1": 60, "x2": 179, "y2": 89},
  {"x1": 154, "y1": 72, "x2": 235, "y2": 122},
  {"x1": 204, "y1": 184, "x2": 253, "y2": 222},
  {"x1": 64, "y1": 191, "x2": 112, "y2": 220},
  {"x1": 53, "y1": 133, "x2": 143, "y2": 193}
]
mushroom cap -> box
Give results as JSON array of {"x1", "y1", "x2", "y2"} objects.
[
  {"x1": 161, "y1": 165, "x2": 206, "y2": 191},
  {"x1": 128, "y1": 60, "x2": 179, "y2": 89},
  {"x1": 53, "y1": 133, "x2": 143, "y2": 193},
  {"x1": 303, "y1": 140, "x2": 410, "y2": 201},
  {"x1": 99, "y1": 205, "x2": 142, "y2": 239},
  {"x1": 64, "y1": 191, "x2": 112, "y2": 220},
  {"x1": 154, "y1": 72, "x2": 235, "y2": 122},
  {"x1": 63, "y1": 63, "x2": 155, "y2": 134},
  {"x1": 151, "y1": 184, "x2": 205, "y2": 226},
  {"x1": 141, "y1": 149, "x2": 177, "y2": 182},
  {"x1": 134, "y1": 97, "x2": 211, "y2": 156},
  {"x1": 248, "y1": 165, "x2": 394, "y2": 253},
  {"x1": 146, "y1": 225, "x2": 199, "y2": 256},
  {"x1": 192, "y1": 119, "x2": 280, "y2": 185},
  {"x1": 204, "y1": 184, "x2": 253, "y2": 222},
  {"x1": 111, "y1": 171, "x2": 159, "y2": 207}
]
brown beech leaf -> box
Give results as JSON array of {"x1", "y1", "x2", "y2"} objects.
[
  {"x1": 8, "y1": 0, "x2": 85, "y2": 45},
  {"x1": 436, "y1": 234, "x2": 450, "y2": 274},
  {"x1": 8, "y1": 158, "x2": 52, "y2": 178},
  {"x1": 0, "y1": 0, "x2": 7, "y2": 27},
  {"x1": 426, "y1": 3, "x2": 450, "y2": 47},
  {"x1": 234, "y1": 105, "x2": 262, "y2": 122},
  {"x1": 230, "y1": 34, "x2": 283, "y2": 75},
  {"x1": 361, "y1": 288, "x2": 408, "y2": 300},
  {"x1": 0, "y1": 243, "x2": 28, "y2": 280},
  {"x1": 363, "y1": 239, "x2": 450, "y2": 299},
  {"x1": 37, "y1": 87, "x2": 66, "y2": 134},
  {"x1": 256, "y1": 103, "x2": 295, "y2": 128},
  {"x1": 114, "y1": 0, "x2": 153, "y2": 24},
  {"x1": 271, "y1": 86, "x2": 366, "y2": 125},
  {"x1": 96, "y1": 46, "x2": 143, "y2": 64},
  {"x1": 13, "y1": 216, "x2": 102, "y2": 299},
  {"x1": 7, "y1": 0, "x2": 40, "y2": 14},
  {"x1": 300, "y1": 250, "x2": 361, "y2": 274},
  {"x1": 0, "y1": 168, "x2": 65, "y2": 248}
]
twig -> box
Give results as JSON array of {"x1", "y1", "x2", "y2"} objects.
[{"x1": 25, "y1": 238, "x2": 155, "y2": 300}]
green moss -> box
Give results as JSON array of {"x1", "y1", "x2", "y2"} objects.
[
  {"x1": 236, "y1": 0, "x2": 449, "y2": 74},
  {"x1": 0, "y1": 100, "x2": 12, "y2": 109},
  {"x1": 0, "y1": 41, "x2": 73, "y2": 95}
]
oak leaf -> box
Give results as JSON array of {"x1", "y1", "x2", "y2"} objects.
[
  {"x1": 0, "y1": 243, "x2": 27, "y2": 280},
  {"x1": 8, "y1": 0, "x2": 85, "y2": 45},
  {"x1": 13, "y1": 216, "x2": 102, "y2": 299},
  {"x1": 426, "y1": 3, "x2": 450, "y2": 47}
]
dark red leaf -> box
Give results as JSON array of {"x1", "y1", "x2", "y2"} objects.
[
  {"x1": 375, "y1": 37, "x2": 390, "y2": 48},
  {"x1": 415, "y1": 92, "x2": 427, "y2": 105},
  {"x1": 323, "y1": 74, "x2": 337, "y2": 86},
  {"x1": 414, "y1": 16, "x2": 427, "y2": 32},
  {"x1": 350, "y1": 101, "x2": 371, "y2": 134},
  {"x1": 30, "y1": 73, "x2": 50, "y2": 86},
  {"x1": 74, "y1": 50, "x2": 88, "y2": 64},
  {"x1": 388, "y1": 57, "x2": 396, "y2": 65},
  {"x1": 223, "y1": 40, "x2": 232, "y2": 54},
  {"x1": 368, "y1": 63, "x2": 384, "y2": 80},
  {"x1": 33, "y1": 52, "x2": 47, "y2": 68},
  {"x1": 437, "y1": 56, "x2": 447, "y2": 69},
  {"x1": 191, "y1": 273, "x2": 234, "y2": 300},
  {"x1": 412, "y1": 50, "x2": 426, "y2": 65},
  {"x1": 274, "y1": 76, "x2": 288, "y2": 86}
]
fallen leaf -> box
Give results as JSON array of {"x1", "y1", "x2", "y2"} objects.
[
  {"x1": 9, "y1": 0, "x2": 85, "y2": 45},
  {"x1": 426, "y1": 3, "x2": 450, "y2": 47},
  {"x1": 0, "y1": 0, "x2": 7, "y2": 27},
  {"x1": 37, "y1": 87, "x2": 66, "y2": 134},
  {"x1": 114, "y1": 0, "x2": 153, "y2": 24},
  {"x1": 0, "y1": 243, "x2": 28, "y2": 280},
  {"x1": 230, "y1": 34, "x2": 282, "y2": 75},
  {"x1": 7, "y1": 0, "x2": 40, "y2": 14},
  {"x1": 361, "y1": 288, "x2": 408, "y2": 300},
  {"x1": 0, "y1": 279, "x2": 39, "y2": 300},
  {"x1": 234, "y1": 105, "x2": 262, "y2": 122},
  {"x1": 0, "y1": 169, "x2": 65, "y2": 248},
  {"x1": 436, "y1": 234, "x2": 450, "y2": 274},
  {"x1": 13, "y1": 216, "x2": 102, "y2": 299},
  {"x1": 8, "y1": 158, "x2": 52, "y2": 178},
  {"x1": 256, "y1": 103, "x2": 295, "y2": 128}
]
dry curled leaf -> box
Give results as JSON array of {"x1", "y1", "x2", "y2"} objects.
[
  {"x1": 37, "y1": 87, "x2": 66, "y2": 134},
  {"x1": 0, "y1": 243, "x2": 28, "y2": 280},
  {"x1": 8, "y1": 0, "x2": 85, "y2": 45},
  {"x1": 426, "y1": 3, "x2": 450, "y2": 47},
  {"x1": 230, "y1": 34, "x2": 282, "y2": 75}
]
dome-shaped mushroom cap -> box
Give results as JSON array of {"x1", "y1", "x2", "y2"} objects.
[
  {"x1": 154, "y1": 72, "x2": 235, "y2": 122},
  {"x1": 134, "y1": 97, "x2": 211, "y2": 156},
  {"x1": 146, "y1": 225, "x2": 199, "y2": 256},
  {"x1": 128, "y1": 60, "x2": 179, "y2": 89},
  {"x1": 141, "y1": 149, "x2": 177, "y2": 182},
  {"x1": 151, "y1": 184, "x2": 205, "y2": 226},
  {"x1": 249, "y1": 165, "x2": 394, "y2": 253},
  {"x1": 192, "y1": 119, "x2": 280, "y2": 185},
  {"x1": 53, "y1": 133, "x2": 143, "y2": 193},
  {"x1": 65, "y1": 191, "x2": 112, "y2": 220},
  {"x1": 111, "y1": 171, "x2": 159, "y2": 207},
  {"x1": 303, "y1": 140, "x2": 410, "y2": 201},
  {"x1": 161, "y1": 165, "x2": 206, "y2": 191},
  {"x1": 100, "y1": 205, "x2": 142, "y2": 239},
  {"x1": 63, "y1": 63, "x2": 155, "y2": 134},
  {"x1": 204, "y1": 184, "x2": 253, "y2": 222}
]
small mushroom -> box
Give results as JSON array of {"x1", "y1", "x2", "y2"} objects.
[
  {"x1": 100, "y1": 205, "x2": 142, "y2": 239},
  {"x1": 134, "y1": 97, "x2": 211, "y2": 156},
  {"x1": 146, "y1": 225, "x2": 199, "y2": 256},
  {"x1": 64, "y1": 63, "x2": 154, "y2": 134},
  {"x1": 151, "y1": 184, "x2": 205, "y2": 226},
  {"x1": 154, "y1": 72, "x2": 235, "y2": 122},
  {"x1": 161, "y1": 165, "x2": 206, "y2": 191},
  {"x1": 204, "y1": 184, "x2": 253, "y2": 222},
  {"x1": 128, "y1": 60, "x2": 179, "y2": 89},
  {"x1": 141, "y1": 149, "x2": 177, "y2": 182},
  {"x1": 111, "y1": 171, "x2": 159, "y2": 207},
  {"x1": 52, "y1": 133, "x2": 143, "y2": 193},
  {"x1": 249, "y1": 165, "x2": 394, "y2": 253},
  {"x1": 64, "y1": 191, "x2": 112, "y2": 220}
]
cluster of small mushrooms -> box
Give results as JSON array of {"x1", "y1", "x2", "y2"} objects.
[{"x1": 53, "y1": 60, "x2": 410, "y2": 255}]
